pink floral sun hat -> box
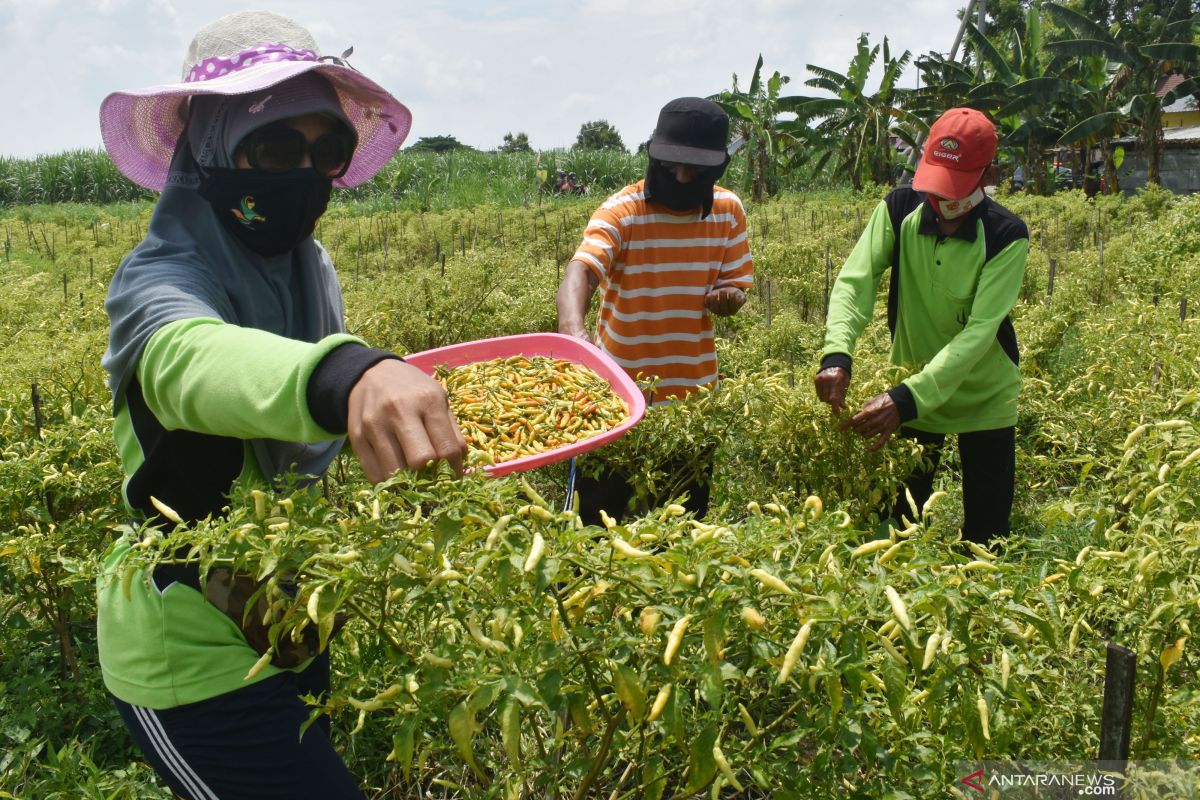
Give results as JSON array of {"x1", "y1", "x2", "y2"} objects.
[{"x1": 100, "y1": 10, "x2": 411, "y2": 191}]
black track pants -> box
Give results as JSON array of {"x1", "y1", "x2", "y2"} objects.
[{"x1": 110, "y1": 652, "x2": 363, "y2": 800}]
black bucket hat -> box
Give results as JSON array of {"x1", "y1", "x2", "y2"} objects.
[{"x1": 647, "y1": 97, "x2": 729, "y2": 167}]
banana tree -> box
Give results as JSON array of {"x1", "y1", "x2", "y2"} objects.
[
  {"x1": 711, "y1": 55, "x2": 803, "y2": 201},
  {"x1": 789, "y1": 34, "x2": 914, "y2": 190},
  {"x1": 1044, "y1": 1, "x2": 1200, "y2": 186},
  {"x1": 966, "y1": 12, "x2": 1084, "y2": 194},
  {"x1": 896, "y1": 48, "x2": 1011, "y2": 185},
  {"x1": 1057, "y1": 54, "x2": 1130, "y2": 195}
]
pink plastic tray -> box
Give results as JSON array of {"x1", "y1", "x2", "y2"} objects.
[{"x1": 404, "y1": 333, "x2": 646, "y2": 477}]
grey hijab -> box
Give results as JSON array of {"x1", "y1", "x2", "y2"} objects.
[{"x1": 102, "y1": 83, "x2": 346, "y2": 484}]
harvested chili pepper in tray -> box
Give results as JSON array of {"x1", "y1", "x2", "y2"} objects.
[{"x1": 434, "y1": 355, "x2": 630, "y2": 467}]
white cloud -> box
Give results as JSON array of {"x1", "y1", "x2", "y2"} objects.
[{"x1": 0, "y1": 0, "x2": 964, "y2": 158}]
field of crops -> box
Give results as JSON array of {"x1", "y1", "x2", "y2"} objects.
[{"x1": 0, "y1": 185, "x2": 1197, "y2": 798}]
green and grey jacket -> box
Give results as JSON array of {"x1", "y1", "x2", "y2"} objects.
[
  {"x1": 99, "y1": 321, "x2": 397, "y2": 710},
  {"x1": 821, "y1": 186, "x2": 1028, "y2": 434}
]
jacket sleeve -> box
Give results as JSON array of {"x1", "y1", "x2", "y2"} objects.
[
  {"x1": 820, "y1": 199, "x2": 895, "y2": 365},
  {"x1": 901, "y1": 238, "x2": 1028, "y2": 416},
  {"x1": 136, "y1": 317, "x2": 364, "y2": 442}
]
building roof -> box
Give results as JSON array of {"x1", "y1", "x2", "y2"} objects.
[
  {"x1": 1113, "y1": 124, "x2": 1200, "y2": 145},
  {"x1": 1164, "y1": 124, "x2": 1200, "y2": 142},
  {"x1": 1156, "y1": 74, "x2": 1187, "y2": 98},
  {"x1": 1164, "y1": 95, "x2": 1199, "y2": 114},
  {"x1": 1157, "y1": 73, "x2": 1197, "y2": 114}
]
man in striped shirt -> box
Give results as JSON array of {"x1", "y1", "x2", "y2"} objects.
[{"x1": 556, "y1": 97, "x2": 754, "y2": 524}]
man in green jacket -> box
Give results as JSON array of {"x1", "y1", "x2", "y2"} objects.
[{"x1": 814, "y1": 108, "x2": 1028, "y2": 543}]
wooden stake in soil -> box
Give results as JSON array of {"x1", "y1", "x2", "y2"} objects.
[
  {"x1": 1046, "y1": 257, "x2": 1056, "y2": 302},
  {"x1": 62, "y1": 274, "x2": 68, "y2": 303},
  {"x1": 1097, "y1": 642, "x2": 1136, "y2": 769},
  {"x1": 1182, "y1": 297, "x2": 1189, "y2": 322},
  {"x1": 1152, "y1": 281, "x2": 1160, "y2": 306},
  {"x1": 41, "y1": 226, "x2": 55, "y2": 261}
]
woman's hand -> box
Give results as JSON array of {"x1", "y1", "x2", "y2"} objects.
[{"x1": 347, "y1": 360, "x2": 468, "y2": 483}]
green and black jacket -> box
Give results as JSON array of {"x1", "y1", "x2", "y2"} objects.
[{"x1": 821, "y1": 186, "x2": 1028, "y2": 434}]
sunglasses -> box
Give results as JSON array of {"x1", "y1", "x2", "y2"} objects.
[{"x1": 238, "y1": 125, "x2": 358, "y2": 178}]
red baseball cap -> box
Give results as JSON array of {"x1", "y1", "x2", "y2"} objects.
[{"x1": 912, "y1": 107, "x2": 997, "y2": 199}]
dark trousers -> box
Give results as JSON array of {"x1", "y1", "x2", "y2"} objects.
[
  {"x1": 886, "y1": 426, "x2": 1016, "y2": 545},
  {"x1": 111, "y1": 652, "x2": 363, "y2": 800},
  {"x1": 575, "y1": 456, "x2": 714, "y2": 527}
]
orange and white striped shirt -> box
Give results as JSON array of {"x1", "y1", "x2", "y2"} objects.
[{"x1": 572, "y1": 179, "x2": 754, "y2": 402}]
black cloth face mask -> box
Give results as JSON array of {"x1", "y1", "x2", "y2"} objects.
[
  {"x1": 197, "y1": 167, "x2": 332, "y2": 257},
  {"x1": 644, "y1": 156, "x2": 729, "y2": 217}
]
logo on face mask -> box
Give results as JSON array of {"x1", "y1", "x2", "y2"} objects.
[{"x1": 230, "y1": 196, "x2": 267, "y2": 227}]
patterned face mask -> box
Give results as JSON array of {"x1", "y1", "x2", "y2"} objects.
[
  {"x1": 197, "y1": 166, "x2": 332, "y2": 256},
  {"x1": 927, "y1": 186, "x2": 986, "y2": 221}
]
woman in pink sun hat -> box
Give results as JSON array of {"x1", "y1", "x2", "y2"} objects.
[{"x1": 97, "y1": 11, "x2": 467, "y2": 799}]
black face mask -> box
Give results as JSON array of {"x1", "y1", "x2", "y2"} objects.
[
  {"x1": 644, "y1": 157, "x2": 729, "y2": 217},
  {"x1": 197, "y1": 167, "x2": 332, "y2": 257}
]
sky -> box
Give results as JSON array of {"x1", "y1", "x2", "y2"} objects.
[{"x1": 0, "y1": 0, "x2": 967, "y2": 159}]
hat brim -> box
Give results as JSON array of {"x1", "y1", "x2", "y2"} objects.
[
  {"x1": 912, "y1": 158, "x2": 984, "y2": 199},
  {"x1": 647, "y1": 140, "x2": 726, "y2": 167},
  {"x1": 100, "y1": 60, "x2": 411, "y2": 191}
]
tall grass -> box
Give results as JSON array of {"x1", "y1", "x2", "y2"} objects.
[
  {"x1": 0, "y1": 151, "x2": 154, "y2": 206},
  {"x1": 0, "y1": 146, "x2": 821, "y2": 210},
  {"x1": 0, "y1": 148, "x2": 660, "y2": 209}
]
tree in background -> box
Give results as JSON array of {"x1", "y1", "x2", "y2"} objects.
[
  {"x1": 573, "y1": 120, "x2": 626, "y2": 152},
  {"x1": 1054, "y1": 48, "x2": 1129, "y2": 195},
  {"x1": 964, "y1": 14, "x2": 1083, "y2": 194},
  {"x1": 713, "y1": 54, "x2": 807, "y2": 202},
  {"x1": 499, "y1": 132, "x2": 533, "y2": 154},
  {"x1": 407, "y1": 135, "x2": 473, "y2": 154},
  {"x1": 1044, "y1": 0, "x2": 1200, "y2": 186},
  {"x1": 792, "y1": 35, "x2": 914, "y2": 190}
]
